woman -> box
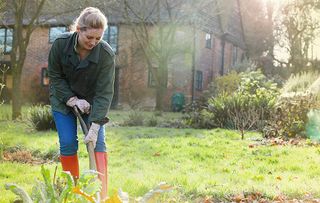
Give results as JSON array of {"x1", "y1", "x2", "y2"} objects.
[{"x1": 48, "y1": 7, "x2": 115, "y2": 200}]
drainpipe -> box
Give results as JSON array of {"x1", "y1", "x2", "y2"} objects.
[
  {"x1": 220, "y1": 35, "x2": 226, "y2": 76},
  {"x1": 191, "y1": 25, "x2": 196, "y2": 102}
]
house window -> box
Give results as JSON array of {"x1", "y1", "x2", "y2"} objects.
[
  {"x1": 103, "y1": 25, "x2": 118, "y2": 53},
  {"x1": 205, "y1": 33, "x2": 212, "y2": 49},
  {"x1": 148, "y1": 68, "x2": 156, "y2": 87},
  {"x1": 0, "y1": 28, "x2": 13, "y2": 53},
  {"x1": 41, "y1": 67, "x2": 49, "y2": 86},
  {"x1": 195, "y1": 70, "x2": 203, "y2": 90},
  {"x1": 49, "y1": 26, "x2": 67, "y2": 43},
  {"x1": 232, "y1": 46, "x2": 238, "y2": 66}
]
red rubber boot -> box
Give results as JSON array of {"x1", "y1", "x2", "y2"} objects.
[
  {"x1": 60, "y1": 154, "x2": 79, "y2": 180},
  {"x1": 95, "y1": 152, "x2": 108, "y2": 200}
]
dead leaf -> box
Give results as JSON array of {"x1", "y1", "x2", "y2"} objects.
[
  {"x1": 153, "y1": 152, "x2": 161, "y2": 156},
  {"x1": 232, "y1": 193, "x2": 245, "y2": 203},
  {"x1": 273, "y1": 194, "x2": 287, "y2": 201}
]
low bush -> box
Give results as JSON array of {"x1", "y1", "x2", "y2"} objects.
[
  {"x1": 264, "y1": 93, "x2": 320, "y2": 138},
  {"x1": 154, "y1": 111, "x2": 163, "y2": 117},
  {"x1": 121, "y1": 110, "x2": 144, "y2": 126},
  {"x1": 158, "y1": 119, "x2": 188, "y2": 128},
  {"x1": 27, "y1": 105, "x2": 56, "y2": 131},
  {"x1": 185, "y1": 70, "x2": 279, "y2": 135},
  {"x1": 208, "y1": 70, "x2": 241, "y2": 97},
  {"x1": 183, "y1": 99, "x2": 213, "y2": 129},
  {"x1": 146, "y1": 115, "x2": 158, "y2": 127}
]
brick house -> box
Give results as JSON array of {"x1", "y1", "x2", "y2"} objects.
[{"x1": 0, "y1": 0, "x2": 246, "y2": 110}]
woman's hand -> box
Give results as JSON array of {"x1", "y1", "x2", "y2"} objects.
[
  {"x1": 84, "y1": 123, "x2": 100, "y2": 148},
  {"x1": 66, "y1": 96, "x2": 90, "y2": 114}
]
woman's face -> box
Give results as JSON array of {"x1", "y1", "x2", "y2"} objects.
[{"x1": 77, "y1": 27, "x2": 104, "y2": 51}]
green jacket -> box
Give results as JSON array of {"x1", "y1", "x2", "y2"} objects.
[{"x1": 48, "y1": 32, "x2": 115, "y2": 124}]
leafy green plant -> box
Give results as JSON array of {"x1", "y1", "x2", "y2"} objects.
[
  {"x1": 208, "y1": 70, "x2": 241, "y2": 97},
  {"x1": 183, "y1": 99, "x2": 214, "y2": 129},
  {"x1": 238, "y1": 70, "x2": 278, "y2": 95},
  {"x1": 146, "y1": 115, "x2": 158, "y2": 127},
  {"x1": 154, "y1": 111, "x2": 163, "y2": 117},
  {"x1": 121, "y1": 110, "x2": 144, "y2": 126},
  {"x1": 263, "y1": 70, "x2": 320, "y2": 138},
  {"x1": 27, "y1": 105, "x2": 56, "y2": 131},
  {"x1": 185, "y1": 70, "x2": 279, "y2": 136},
  {"x1": 5, "y1": 165, "x2": 101, "y2": 203},
  {"x1": 264, "y1": 93, "x2": 319, "y2": 138},
  {"x1": 5, "y1": 165, "x2": 173, "y2": 203}
]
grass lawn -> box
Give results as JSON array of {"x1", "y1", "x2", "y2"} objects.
[{"x1": 1, "y1": 109, "x2": 320, "y2": 202}]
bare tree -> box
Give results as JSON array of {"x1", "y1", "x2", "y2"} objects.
[
  {"x1": 7, "y1": 0, "x2": 46, "y2": 119},
  {"x1": 229, "y1": 104, "x2": 260, "y2": 140},
  {"x1": 274, "y1": 0, "x2": 320, "y2": 73}
]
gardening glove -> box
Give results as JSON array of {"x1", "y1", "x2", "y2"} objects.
[
  {"x1": 84, "y1": 122, "x2": 100, "y2": 149},
  {"x1": 66, "y1": 96, "x2": 90, "y2": 114}
]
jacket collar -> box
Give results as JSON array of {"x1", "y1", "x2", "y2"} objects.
[{"x1": 63, "y1": 32, "x2": 100, "y2": 65}]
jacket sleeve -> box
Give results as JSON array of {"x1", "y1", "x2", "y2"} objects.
[
  {"x1": 48, "y1": 40, "x2": 75, "y2": 103},
  {"x1": 89, "y1": 55, "x2": 115, "y2": 124}
]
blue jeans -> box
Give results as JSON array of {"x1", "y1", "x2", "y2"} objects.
[{"x1": 53, "y1": 111, "x2": 107, "y2": 156}]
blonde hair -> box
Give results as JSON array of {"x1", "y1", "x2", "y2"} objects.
[{"x1": 71, "y1": 7, "x2": 107, "y2": 31}]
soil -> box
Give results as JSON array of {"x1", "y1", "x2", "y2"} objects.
[{"x1": 2, "y1": 150, "x2": 47, "y2": 164}]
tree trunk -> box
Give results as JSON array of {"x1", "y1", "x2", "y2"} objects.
[
  {"x1": 12, "y1": 52, "x2": 27, "y2": 119},
  {"x1": 155, "y1": 85, "x2": 165, "y2": 111},
  {"x1": 12, "y1": 64, "x2": 22, "y2": 119}
]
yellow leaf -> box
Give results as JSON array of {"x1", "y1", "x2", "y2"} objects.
[
  {"x1": 105, "y1": 193, "x2": 122, "y2": 203},
  {"x1": 72, "y1": 186, "x2": 95, "y2": 202}
]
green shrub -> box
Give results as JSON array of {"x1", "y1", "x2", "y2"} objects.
[
  {"x1": 146, "y1": 115, "x2": 158, "y2": 127},
  {"x1": 27, "y1": 105, "x2": 56, "y2": 131},
  {"x1": 207, "y1": 71, "x2": 241, "y2": 97},
  {"x1": 238, "y1": 69, "x2": 278, "y2": 95},
  {"x1": 263, "y1": 70, "x2": 320, "y2": 138},
  {"x1": 185, "y1": 70, "x2": 279, "y2": 133},
  {"x1": 183, "y1": 99, "x2": 214, "y2": 129},
  {"x1": 264, "y1": 93, "x2": 319, "y2": 138},
  {"x1": 121, "y1": 110, "x2": 144, "y2": 126},
  {"x1": 158, "y1": 119, "x2": 188, "y2": 128},
  {"x1": 154, "y1": 111, "x2": 163, "y2": 117},
  {"x1": 206, "y1": 90, "x2": 277, "y2": 138}
]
